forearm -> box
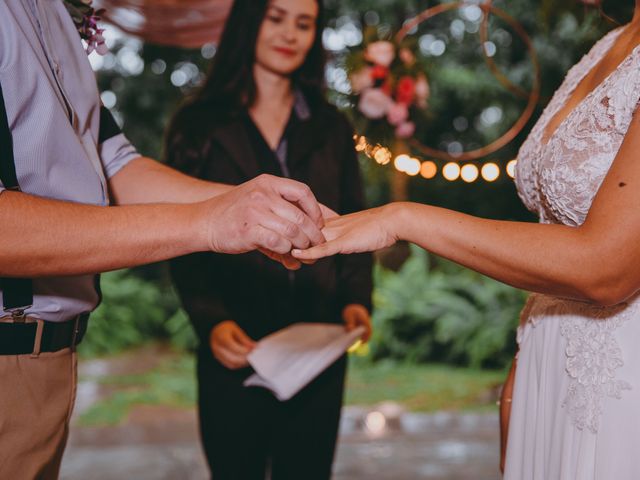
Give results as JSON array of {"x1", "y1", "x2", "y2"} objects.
[
  {"x1": 393, "y1": 202, "x2": 623, "y2": 304},
  {"x1": 0, "y1": 190, "x2": 207, "y2": 277},
  {"x1": 109, "y1": 157, "x2": 232, "y2": 205}
]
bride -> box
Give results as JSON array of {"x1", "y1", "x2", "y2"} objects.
[{"x1": 294, "y1": 1, "x2": 640, "y2": 478}]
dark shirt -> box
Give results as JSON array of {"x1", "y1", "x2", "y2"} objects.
[{"x1": 167, "y1": 91, "x2": 373, "y2": 346}]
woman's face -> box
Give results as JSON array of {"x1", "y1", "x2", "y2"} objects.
[{"x1": 254, "y1": 0, "x2": 318, "y2": 77}]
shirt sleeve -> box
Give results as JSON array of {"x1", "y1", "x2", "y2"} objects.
[{"x1": 98, "y1": 106, "x2": 140, "y2": 179}]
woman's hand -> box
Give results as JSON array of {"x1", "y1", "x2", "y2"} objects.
[
  {"x1": 210, "y1": 321, "x2": 257, "y2": 370},
  {"x1": 292, "y1": 204, "x2": 401, "y2": 261},
  {"x1": 342, "y1": 304, "x2": 372, "y2": 342}
]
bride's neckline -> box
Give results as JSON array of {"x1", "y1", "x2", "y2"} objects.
[{"x1": 540, "y1": 24, "x2": 640, "y2": 148}]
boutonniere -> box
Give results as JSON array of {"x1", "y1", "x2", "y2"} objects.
[{"x1": 63, "y1": 0, "x2": 108, "y2": 55}]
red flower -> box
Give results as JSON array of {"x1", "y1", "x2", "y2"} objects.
[
  {"x1": 381, "y1": 79, "x2": 393, "y2": 96},
  {"x1": 371, "y1": 65, "x2": 389, "y2": 81},
  {"x1": 396, "y1": 76, "x2": 416, "y2": 105}
]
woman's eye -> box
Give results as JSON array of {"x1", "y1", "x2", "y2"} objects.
[
  {"x1": 267, "y1": 15, "x2": 284, "y2": 24},
  {"x1": 297, "y1": 22, "x2": 313, "y2": 31}
]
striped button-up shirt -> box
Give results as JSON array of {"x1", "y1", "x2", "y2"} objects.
[{"x1": 0, "y1": 0, "x2": 140, "y2": 321}]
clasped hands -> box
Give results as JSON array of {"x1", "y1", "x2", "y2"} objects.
[{"x1": 200, "y1": 173, "x2": 398, "y2": 269}]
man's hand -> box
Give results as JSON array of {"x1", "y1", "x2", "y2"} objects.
[
  {"x1": 258, "y1": 204, "x2": 339, "y2": 269},
  {"x1": 342, "y1": 304, "x2": 372, "y2": 342},
  {"x1": 198, "y1": 174, "x2": 326, "y2": 260},
  {"x1": 210, "y1": 321, "x2": 256, "y2": 370}
]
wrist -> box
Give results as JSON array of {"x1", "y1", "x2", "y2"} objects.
[
  {"x1": 191, "y1": 200, "x2": 218, "y2": 252},
  {"x1": 383, "y1": 202, "x2": 411, "y2": 242}
]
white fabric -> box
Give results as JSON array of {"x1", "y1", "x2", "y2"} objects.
[{"x1": 506, "y1": 26, "x2": 640, "y2": 479}]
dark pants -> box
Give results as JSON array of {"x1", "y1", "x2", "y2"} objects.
[{"x1": 196, "y1": 348, "x2": 347, "y2": 480}]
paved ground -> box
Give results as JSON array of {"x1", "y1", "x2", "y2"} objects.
[
  {"x1": 60, "y1": 349, "x2": 501, "y2": 480},
  {"x1": 60, "y1": 406, "x2": 500, "y2": 480}
]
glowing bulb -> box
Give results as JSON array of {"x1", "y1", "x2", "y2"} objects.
[
  {"x1": 481, "y1": 162, "x2": 500, "y2": 182},
  {"x1": 420, "y1": 161, "x2": 437, "y2": 179},
  {"x1": 355, "y1": 135, "x2": 368, "y2": 152},
  {"x1": 373, "y1": 146, "x2": 392, "y2": 165},
  {"x1": 365, "y1": 411, "x2": 387, "y2": 435},
  {"x1": 394, "y1": 154, "x2": 411, "y2": 172},
  {"x1": 506, "y1": 159, "x2": 517, "y2": 178},
  {"x1": 460, "y1": 164, "x2": 479, "y2": 183},
  {"x1": 442, "y1": 162, "x2": 461, "y2": 181},
  {"x1": 405, "y1": 157, "x2": 421, "y2": 176}
]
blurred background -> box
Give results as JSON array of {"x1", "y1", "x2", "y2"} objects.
[{"x1": 61, "y1": 1, "x2": 634, "y2": 479}]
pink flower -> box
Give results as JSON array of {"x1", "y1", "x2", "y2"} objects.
[
  {"x1": 387, "y1": 102, "x2": 409, "y2": 126},
  {"x1": 358, "y1": 88, "x2": 393, "y2": 120},
  {"x1": 396, "y1": 76, "x2": 416, "y2": 105},
  {"x1": 364, "y1": 41, "x2": 396, "y2": 68},
  {"x1": 415, "y1": 74, "x2": 430, "y2": 108},
  {"x1": 399, "y1": 48, "x2": 416, "y2": 66},
  {"x1": 349, "y1": 67, "x2": 374, "y2": 93},
  {"x1": 395, "y1": 121, "x2": 415, "y2": 139}
]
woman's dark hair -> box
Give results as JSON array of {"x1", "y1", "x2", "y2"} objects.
[
  {"x1": 198, "y1": 0, "x2": 326, "y2": 113},
  {"x1": 165, "y1": 0, "x2": 326, "y2": 172}
]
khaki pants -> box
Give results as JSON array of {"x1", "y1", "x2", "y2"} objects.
[{"x1": 0, "y1": 336, "x2": 77, "y2": 480}]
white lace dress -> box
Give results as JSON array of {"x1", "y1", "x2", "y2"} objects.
[{"x1": 505, "y1": 27, "x2": 640, "y2": 480}]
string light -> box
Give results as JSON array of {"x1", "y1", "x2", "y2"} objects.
[
  {"x1": 405, "y1": 157, "x2": 421, "y2": 176},
  {"x1": 442, "y1": 162, "x2": 461, "y2": 181},
  {"x1": 394, "y1": 154, "x2": 411, "y2": 172},
  {"x1": 420, "y1": 161, "x2": 437, "y2": 179},
  {"x1": 481, "y1": 162, "x2": 500, "y2": 182},
  {"x1": 460, "y1": 164, "x2": 479, "y2": 183},
  {"x1": 355, "y1": 134, "x2": 517, "y2": 182}
]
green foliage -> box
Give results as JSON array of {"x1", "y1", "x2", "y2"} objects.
[
  {"x1": 79, "y1": 269, "x2": 197, "y2": 356},
  {"x1": 369, "y1": 244, "x2": 526, "y2": 368},
  {"x1": 346, "y1": 358, "x2": 505, "y2": 411},
  {"x1": 79, "y1": 355, "x2": 197, "y2": 426}
]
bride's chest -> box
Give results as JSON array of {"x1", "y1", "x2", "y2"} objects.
[{"x1": 516, "y1": 51, "x2": 640, "y2": 226}]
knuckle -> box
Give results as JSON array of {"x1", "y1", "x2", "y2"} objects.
[
  {"x1": 285, "y1": 222, "x2": 300, "y2": 238},
  {"x1": 293, "y1": 210, "x2": 306, "y2": 226},
  {"x1": 248, "y1": 190, "x2": 263, "y2": 203}
]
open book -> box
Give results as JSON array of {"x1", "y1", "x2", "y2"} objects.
[{"x1": 244, "y1": 323, "x2": 365, "y2": 401}]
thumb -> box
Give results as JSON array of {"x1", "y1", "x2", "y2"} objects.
[
  {"x1": 232, "y1": 326, "x2": 256, "y2": 349},
  {"x1": 320, "y1": 204, "x2": 339, "y2": 220}
]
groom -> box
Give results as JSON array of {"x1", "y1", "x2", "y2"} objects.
[{"x1": 0, "y1": 0, "x2": 326, "y2": 478}]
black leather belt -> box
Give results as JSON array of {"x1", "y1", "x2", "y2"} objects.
[{"x1": 0, "y1": 313, "x2": 89, "y2": 355}]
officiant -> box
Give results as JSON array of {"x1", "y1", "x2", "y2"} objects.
[{"x1": 166, "y1": 0, "x2": 373, "y2": 478}]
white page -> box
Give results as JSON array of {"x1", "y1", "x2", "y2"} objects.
[{"x1": 244, "y1": 323, "x2": 364, "y2": 401}]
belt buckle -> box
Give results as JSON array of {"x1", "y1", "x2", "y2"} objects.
[{"x1": 3, "y1": 307, "x2": 30, "y2": 323}]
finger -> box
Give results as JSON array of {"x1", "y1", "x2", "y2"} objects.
[
  {"x1": 252, "y1": 225, "x2": 292, "y2": 255},
  {"x1": 232, "y1": 328, "x2": 256, "y2": 349},
  {"x1": 222, "y1": 337, "x2": 252, "y2": 356},
  {"x1": 361, "y1": 320, "x2": 373, "y2": 343},
  {"x1": 256, "y1": 210, "x2": 312, "y2": 251},
  {"x1": 344, "y1": 314, "x2": 357, "y2": 331},
  {"x1": 291, "y1": 239, "x2": 344, "y2": 260},
  {"x1": 258, "y1": 249, "x2": 302, "y2": 270},
  {"x1": 217, "y1": 348, "x2": 250, "y2": 369},
  {"x1": 269, "y1": 197, "x2": 326, "y2": 246},
  {"x1": 269, "y1": 177, "x2": 324, "y2": 229}
]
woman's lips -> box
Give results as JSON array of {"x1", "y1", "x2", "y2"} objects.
[{"x1": 273, "y1": 46, "x2": 297, "y2": 57}]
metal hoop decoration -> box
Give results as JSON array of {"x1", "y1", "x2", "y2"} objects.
[{"x1": 395, "y1": 1, "x2": 541, "y2": 162}]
